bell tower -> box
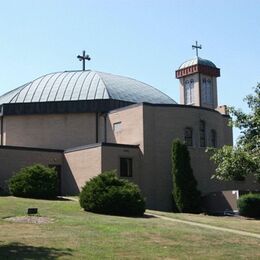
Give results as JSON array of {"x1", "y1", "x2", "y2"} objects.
[{"x1": 175, "y1": 42, "x2": 220, "y2": 109}]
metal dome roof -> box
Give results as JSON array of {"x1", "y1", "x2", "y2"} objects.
[
  {"x1": 179, "y1": 57, "x2": 217, "y2": 69},
  {"x1": 0, "y1": 70, "x2": 176, "y2": 105}
]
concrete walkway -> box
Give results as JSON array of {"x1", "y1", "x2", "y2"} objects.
[{"x1": 147, "y1": 213, "x2": 260, "y2": 239}]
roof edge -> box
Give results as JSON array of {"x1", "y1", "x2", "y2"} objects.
[{"x1": 65, "y1": 142, "x2": 140, "y2": 153}]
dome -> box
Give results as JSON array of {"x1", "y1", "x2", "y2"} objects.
[
  {"x1": 0, "y1": 70, "x2": 176, "y2": 105},
  {"x1": 179, "y1": 57, "x2": 217, "y2": 69}
]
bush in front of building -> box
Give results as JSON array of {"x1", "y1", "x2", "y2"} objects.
[
  {"x1": 171, "y1": 139, "x2": 201, "y2": 213},
  {"x1": 238, "y1": 193, "x2": 260, "y2": 218},
  {"x1": 9, "y1": 164, "x2": 58, "y2": 199},
  {"x1": 79, "y1": 171, "x2": 145, "y2": 216}
]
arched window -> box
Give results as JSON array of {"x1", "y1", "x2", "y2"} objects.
[
  {"x1": 206, "y1": 79, "x2": 212, "y2": 104},
  {"x1": 210, "y1": 129, "x2": 217, "y2": 147},
  {"x1": 184, "y1": 80, "x2": 189, "y2": 104},
  {"x1": 184, "y1": 79, "x2": 194, "y2": 105},
  {"x1": 190, "y1": 79, "x2": 194, "y2": 104},
  {"x1": 202, "y1": 78, "x2": 207, "y2": 103},
  {"x1": 202, "y1": 78, "x2": 212, "y2": 104},
  {"x1": 199, "y1": 120, "x2": 206, "y2": 147},
  {"x1": 184, "y1": 127, "x2": 193, "y2": 146}
]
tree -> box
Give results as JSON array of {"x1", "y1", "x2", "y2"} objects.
[
  {"x1": 171, "y1": 139, "x2": 201, "y2": 213},
  {"x1": 208, "y1": 83, "x2": 260, "y2": 181}
]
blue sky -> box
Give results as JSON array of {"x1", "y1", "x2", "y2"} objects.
[{"x1": 0, "y1": 0, "x2": 259, "y2": 141}]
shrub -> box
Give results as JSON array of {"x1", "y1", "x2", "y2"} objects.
[
  {"x1": 9, "y1": 164, "x2": 58, "y2": 199},
  {"x1": 171, "y1": 139, "x2": 201, "y2": 213},
  {"x1": 79, "y1": 171, "x2": 145, "y2": 216},
  {"x1": 238, "y1": 193, "x2": 260, "y2": 218}
]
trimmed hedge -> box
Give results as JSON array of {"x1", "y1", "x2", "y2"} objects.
[
  {"x1": 238, "y1": 193, "x2": 260, "y2": 218},
  {"x1": 9, "y1": 164, "x2": 58, "y2": 199},
  {"x1": 79, "y1": 171, "x2": 145, "y2": 216}
]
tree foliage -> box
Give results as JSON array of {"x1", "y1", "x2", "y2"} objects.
[
  {"x1": 171, "y1": 139, "x2": 201, "y2": 213},
  {"x1": 208, "y1": 84, "x2": 260, "y2": 181},
  {"x1": 79, "y1": 171, "x2": 145, "y2": 216},
  {"x1": 9, "y1": 164, "x2": 58, "y2": 199}
]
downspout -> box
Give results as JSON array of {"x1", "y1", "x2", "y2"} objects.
[
  {"x1": 95, "y1": 112, "x2": 99, "y2": 143},
  {"x1": 0, "y1": 105, "x2": 3, "y2": 145},
  {"x1": 198, "y1": 72, "x2": 202, "y2": 107},
  {"x1": 104, "y1": 113, "x2": 107, "y2": 143},
  {"x1": 0, "y1": 116, "x2": 3, "y2": 146}
]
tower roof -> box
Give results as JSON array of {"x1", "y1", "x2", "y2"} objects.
[
  {"x1": 176, "y1": 57, "x2": 220, "y2": 79},
  {"x1": 179, "y1": 57, "x2": 217, "y2": 69},
  {"x1": 0, "y1": 70, "x2": 176, "y2": 105}
]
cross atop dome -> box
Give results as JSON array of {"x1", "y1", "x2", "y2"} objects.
[{"x1": 77, "y1": 50, "x2": 91, "y2": 71}]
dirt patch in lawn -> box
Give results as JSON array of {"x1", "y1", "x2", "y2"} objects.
[{"x1": 4, "y1": 216, "x2": 54, "y2": 224}]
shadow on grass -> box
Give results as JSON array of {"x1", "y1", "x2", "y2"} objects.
[
  {"x1": 143, "y1": 213, "x2": 157, "y2": 219},
  {"x1": 0, "y1": 242, "x2": 73, "y2": 259}
]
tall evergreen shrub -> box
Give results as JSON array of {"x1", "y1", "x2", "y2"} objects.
[{"x1": 172, "y1": 139, "x2": 201, "y2": 213}]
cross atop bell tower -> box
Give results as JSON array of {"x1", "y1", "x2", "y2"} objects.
[
  {"x1": 192, "y1": 41, "x2": 202, "y2": 57},
  {"x1": 175, "y1": 44, "x2": 221, "y2": 110},
  {"x1": 77, "y1": 50, "x2": 91, "y2": 71}
]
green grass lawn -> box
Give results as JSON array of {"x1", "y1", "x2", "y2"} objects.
[
  {"x1": 0, "y1": 197, "x2": 259, "y2": 259},
  {"x1": 148, "y1": 210, "x2": 260, "y2": 235}
]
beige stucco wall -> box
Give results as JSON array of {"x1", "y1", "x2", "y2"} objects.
[
  {"x1": 63, "y1": 146, "x2": 102, "y2": 194},
  {"x1": 0, "y1": 147, "x2": 63, "y2": 191},
  {"x1": 3, "y1": 113, "x2": 98, "y2": 149},
  {"x1": 102, "y1": 145, "x2": 142, "y2": 186},
  {"x1": 189, "y1": 148, "x2": 260, "y2": 194},
  {"x1": 141, "y1": 104, "x2": 260, "y2": 210},
  {"x1": 62, "y1": 144, "x2": 142, "y2": 195},
  {"x1": 104, "y1": 103, "x2": 258, "y2": 211},
  {"x1": 141, "y1": 105, "x2": 234, "y2": 210},
  {"x1": 1, "y1": 102, "x2": 258, "y2": 211},
  {"x1": 106, "y1": 105, "x2": 144, "y2": 152},
  {"x1": 202, "y1": 191, "x2": 239, "y2": 212}
]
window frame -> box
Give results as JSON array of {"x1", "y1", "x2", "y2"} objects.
[
  {"x1": 184, "y1": 79, "x2": 194, "y2": 105},
  {"x1": 120, "y1": 157, "x2": 133, "y2": 177},
  {"x1": 210, "y1": 129, "x2": 217, "y2": 147},
  {"x1": 199, "y1": 120, "x2": 206, "y2": 147},
  {"x1": 184, "y1": 127, "x2": 193, "y2": 147},
  {"x1": 113, "y1": 121, "x2": 122, "y2": 133},
  {"x1": 201, "y1": 78, "x2": 213, "y2": 104}
]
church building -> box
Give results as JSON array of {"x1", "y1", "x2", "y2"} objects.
[{"x1": 0, "y1": 48, "x2": 259, "y2": 213}]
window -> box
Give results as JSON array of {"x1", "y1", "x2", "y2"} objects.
[
  {"x1": 202, "y1": 78, "x2": 207, "y2": 103},
  {"x1": 202, "y1": 78, "x2": 212, "y2": 104},
  {"x1": 190, "y1": 79, "x2": 194, "y2": 104},
  {"x1": 199, "y1": 120, "x2": 206, "y2": 147},
  {"x1": 120, "y1": 158, "x2": 133, "y2": 177},
  {"x1": 113, "y1": 122, "x2": 121, "y2": 132},
  {"x1": 206, "y1": 79, "x2": 212, "y2": 104},
  {"x1": 210, "y1": 130, "x2": 217, "y2": 147},
  {"x1": 184, "y1": 127, "x2": 193, "y2": 146},
  {"x1": 184, "y1": 79, "x2": 194, "y2": 104},
  {"x1": 184, "y1": 80, "x2": 189, "y2": 104}
]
